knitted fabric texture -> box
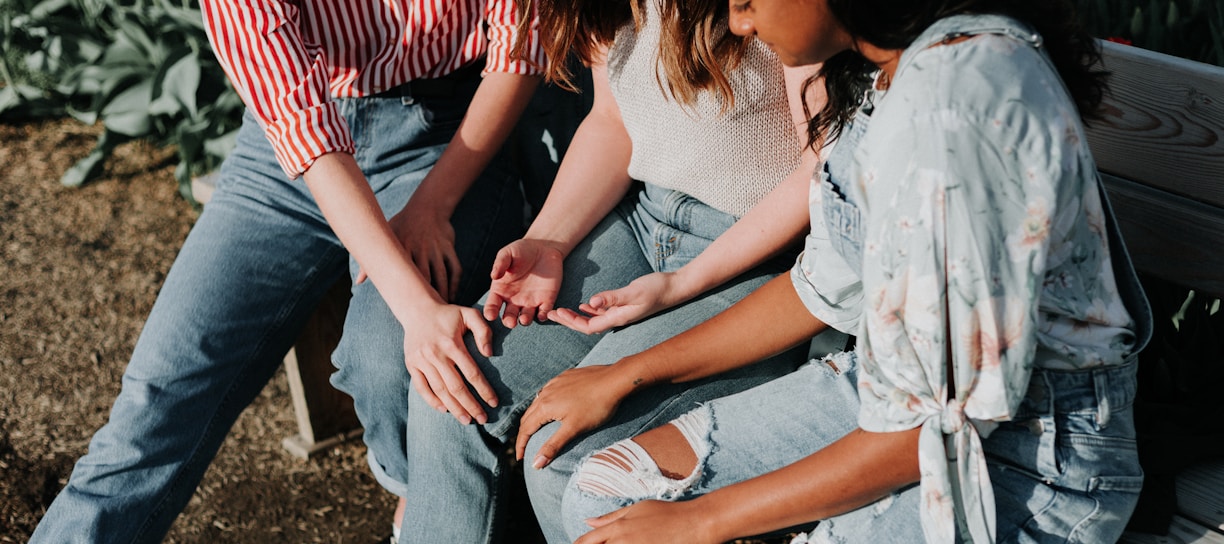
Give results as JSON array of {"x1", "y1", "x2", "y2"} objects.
[{"x1": 605, "y1": 0, "x2": 801, "y2": 217}]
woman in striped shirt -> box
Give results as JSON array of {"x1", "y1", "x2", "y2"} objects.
[{"x1": 31, "y1": 2, "x2": 554, "y2": 543}]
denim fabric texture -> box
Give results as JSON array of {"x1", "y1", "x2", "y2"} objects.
[
  {"x1": 561, "y1": 353, "x2": 1144, "y2": 543},
  {"x1": 31, "y1": 77, "x2": 524, "y2": 543},
  {"x1": 391, "y1": 182, "x2": 805, "y2": 544}
]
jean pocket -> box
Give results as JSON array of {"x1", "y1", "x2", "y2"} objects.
[
  {"x1": 820, "y1": 177, "x2": 864, "y2": 275},
  {"x1": 1058, "y1": 432, "x2": 1143, "y2": 494}
]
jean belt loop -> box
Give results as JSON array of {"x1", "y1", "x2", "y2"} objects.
[
  {"x1": 1093, "y1": 366, "x2": 1113, "y2": 430},
  {"x1": 1035, "y1": 370, "x2": 1059, "y2": 480}
]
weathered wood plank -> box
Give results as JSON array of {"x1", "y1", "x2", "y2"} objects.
[
  {"x1": 280, "y1": 277, "x2": 361, "y2": 459},
  {"x1": 1178, "y1": 461, "x2": 1224, "y2": 533},
  {"x1": 1102, "y1": 173, "x2": 1224, "y2": 297},
  {"x1": 1121, "y1": 517, "x2": 1224, "y2": 544},
  {"x1": 1087, "y1": 41, "x2": 1224, "y2": 209}
]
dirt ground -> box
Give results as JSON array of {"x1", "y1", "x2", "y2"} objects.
[{"x1": 0, "y1": 117, "x2": 549, "y2": 543}]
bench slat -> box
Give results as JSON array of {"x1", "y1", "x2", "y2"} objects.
[
  {"x1": 1121, "y1": 516, "x2": 1224, "y2": 544},
  {"x1": 1102, "y1": 173, "x2": 1224, "y2": 296},
  {"x1": 1178, "y1": 460, "x2": 1224, "y2": 533},
  {"x1": 1087, "y1": 41, "x2": 1224, "y2": 209}
]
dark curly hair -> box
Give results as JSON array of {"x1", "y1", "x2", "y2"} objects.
[{"x1": 805, "y1": 0, "x2": 1108, "y2": 149}]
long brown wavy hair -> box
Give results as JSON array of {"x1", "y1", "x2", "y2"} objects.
[{"x1": 515, "y1": 0, "x2": 749, "y2": 106}]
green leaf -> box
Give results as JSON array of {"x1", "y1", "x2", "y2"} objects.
[
  {"x1": 60, "y1": 147, "x2": 106, "y2": 187},
  {"x1": 0, "y1": 86, "x2": 22, "y2": 116},
  {"x1": 149, "y1": 48, "x2": 199, "y2": 117},
  {"x1": 204, "y1": 129, "x2": 238, "y2": 159},
  {"x1": 29, "y1": 0, "x2": 73, "y2": 20},
  {"x1": 100, "y1": 78, "x2": 153, "y2": 136},
  {"x1": 99, "y1": 32, "x2": 149, "y2": 68}
]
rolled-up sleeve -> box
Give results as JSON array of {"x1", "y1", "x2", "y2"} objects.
[
  {"x1": 791, "y1": 172, "x2": 863, "y2": 333},
  {"x1": 201, "y1": 0, "x2": 353, "y2": 179},
  {"x1": 484, "y1": 0, "x2": 547, "y2": 75}
]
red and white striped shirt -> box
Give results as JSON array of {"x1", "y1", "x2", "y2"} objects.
[{"x1": 201, "y1": 0, "x2": 546, "y2": 179}]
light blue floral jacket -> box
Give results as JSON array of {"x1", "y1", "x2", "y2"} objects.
[{"x1": 791, "y1": 14, "x2": 1150, "y2": 543}]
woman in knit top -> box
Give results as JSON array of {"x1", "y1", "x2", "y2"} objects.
[{"x1": 364, "y1": 1, "x2": 845, "y2": 542}]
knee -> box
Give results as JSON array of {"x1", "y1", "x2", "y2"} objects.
[{"x1": 560, "y1": 408, "x2": 714, "y2": 539}]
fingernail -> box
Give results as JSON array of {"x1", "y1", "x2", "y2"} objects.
[
  {"x1": 475, "y1": 414, "x2": 487, "y2": 425},
  {"x1": 532, "y1": 455, "x2": 549, "y2": 469}
]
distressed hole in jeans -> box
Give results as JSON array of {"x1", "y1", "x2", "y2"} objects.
[{"x1": 573, "y1": 408, "x2": 713, "y2": 501}]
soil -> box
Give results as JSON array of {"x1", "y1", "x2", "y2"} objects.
[{"x1": 0, "y1": 117, "x2": 548, "y2": 544}]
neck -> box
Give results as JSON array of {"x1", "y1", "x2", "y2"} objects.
[{"x1": 854, "y1": 40, "x2": 903, "y2": 84}]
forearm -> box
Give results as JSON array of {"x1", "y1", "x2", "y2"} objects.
[
  {"x1": 696, "y1": 428, "x2": 922, "y2": 542},
  {"x1": 665, "y1": 63, "x2": 824, "y2": 305},
  {"x1": 304, "y1": 153, "x2": 441, "y2": 321},
  {"x1": 619, "y1": 274, "x2": 825, "y2": 388},
  {"x1": 406, "y1": 72, "x2": 541, "y2": 218},
  {"x1": 668, "y1": 160, "x2": 811, "y2": 303},
  {"x1": 512, "y1": 59, "x2": 630, "y2": 257}
]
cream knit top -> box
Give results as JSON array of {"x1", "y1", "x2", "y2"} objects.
[{"x1": 606, "y1": 0, "x2": 800, "y2": 217}]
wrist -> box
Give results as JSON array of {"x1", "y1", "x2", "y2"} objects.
[
  {"x1": 615, "y1": 353, "x2": 664, "y2": 394},
  {"x1": 667, "y1": 267, "x2": 708, "y2": 305}
]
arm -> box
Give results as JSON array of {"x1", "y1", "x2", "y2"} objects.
[
  {"x1": 482, "y1": 53, "x2": 637, "y2": 327},
  {"x1": 363, "y1": 0, "x2": 546, "y2": 300},
  {"x1": 548, "y1": 63, "x2": 826, "y2": 334},
  {"x1": 377, "y1": 72, "x2": 540, "y2": 301},
  {"x1": 577, "y1": 428, "x2": 921, "y2": 544},
  {"x1": 518, "y1": 273, "x2": 828, "y2": 463},
  {"x1": 201, "y1": 1, "x2": 541, "y2": 424}
]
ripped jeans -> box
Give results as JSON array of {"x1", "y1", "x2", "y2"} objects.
[
  {"x1": 562, "y1": 353, "x2": 1142, "y2": 543},
  {"x1": 561, "y1": 353, "x2": 921, "y2": 542}
]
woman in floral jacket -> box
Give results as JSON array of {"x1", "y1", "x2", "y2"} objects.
[{"x1": 515, "y1": 0, "x2": 1155, "y2": 542}]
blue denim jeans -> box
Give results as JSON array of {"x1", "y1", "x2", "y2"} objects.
[
  {"x1": 562, "y1": 353, "x2": 1142, "y2": 543},
  {"x1": 30, "y1": 81, "x2": 524, "y2": 543},
  {"x1": 384, "y1": 183, "x2": 806, "y2": 543}
]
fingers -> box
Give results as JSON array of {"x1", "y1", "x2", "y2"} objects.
[
  {"x1": 515, "y1": 402, "x2": 547, "y2": 460},
  {"x1": 530, "y1": 419, "x2": 582, "y2": 469},
  {"x1": 355, "y1": 268, "x2": 368, "y2": 285},
  {"x1": 406, "y1": 344, "x2": 492, "y2": 424},
  {"x1": 445, "y1": 250, "x2": 461, "y2": 303},
  {"x1": 586, "y1": 508, "x2": 627, "y2": 529},
  {"x1": 483, "y1": 291, "x2": 507, "y2": 321},
  {"x1": 489, "y1": 247, "x2": 514, "y2": 280},
  {"x1": 501, "y1": 302, "x2": 522, "y2": 329},
  {"x1": 428, "y1": 251, "x2": 449, "y2": 303},
  {"x1": 409, "y1": 360, "x2": 476, "y2": 424},
  {"x1": 549, "y1": 307, "x2": 597, "y2": 334},
  {"x1": 405, "y1": 366, "x2": 445, "y2": 412},
  {"x1": 518, "y1": 306, "x2": 537, "y2": 327}
]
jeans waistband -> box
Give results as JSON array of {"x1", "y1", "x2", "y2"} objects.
[
  {"x1": 371, "y1": 61, "x2": 483, "y2": 100},
  {"x1": 1024, "y1": 360, "x2": 1138, "y2": 420}
]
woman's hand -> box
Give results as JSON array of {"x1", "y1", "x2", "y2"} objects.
[
  {"x1": 574, "y1": 500, "x2": 719, "y2": 544},
  {"x1": 515, "y1": 364, "x2": 634, "y2": 468},
  {"x1": 402, "y1": 301, "x2": 498, "y2": 424},
  {"x1": 355, "y1": 204, "x2": 461, "y2": 302},
  {"x1": 483, "y1": 239, "x2": 566, "y2": 328},
  {"x1": 547, "y1": 272, "x2": 689, "y2": 334}
]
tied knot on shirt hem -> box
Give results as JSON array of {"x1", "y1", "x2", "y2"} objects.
[{"x1": 939, "y1": 399, "x2": 967, "y2": 434}]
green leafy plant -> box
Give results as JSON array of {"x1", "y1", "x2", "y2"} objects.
[
  {"x1": 0, "y1": 0, "x2": 241, "y2": 203},
  {"x1": 1075, "y1": 0, "x2": 1224, "y2": 66}
]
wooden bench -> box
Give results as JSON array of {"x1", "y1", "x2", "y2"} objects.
[{"x1": 1085, "y1": 41, "x2": 1224, "y2": 543}]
